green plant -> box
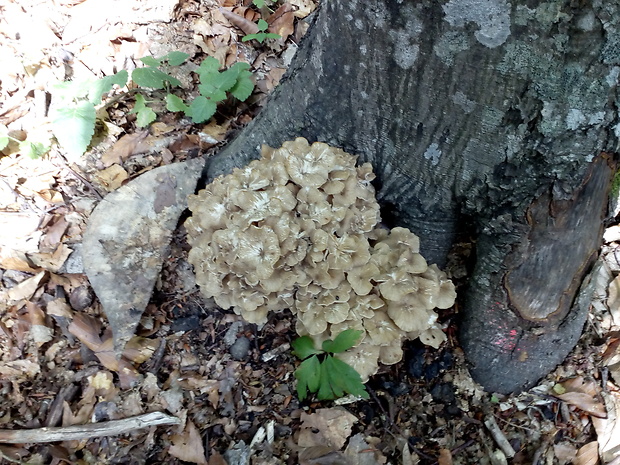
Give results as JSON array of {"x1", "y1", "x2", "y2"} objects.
[
  {"x1": 36, "y1": 52, "x2": 254, "y2": 160},
  {"x1": 165, "y1": 56, "x2": 253, "y2": 124},
  {"x1": 292, "y1": 329, "x2": 370, "y2": 401},
  {"x1": 242, "y1": 19, "x2": 281, "y2": 43},
  {"x1": 0, "y1": 124, "x2": 49, "y2": 159}
]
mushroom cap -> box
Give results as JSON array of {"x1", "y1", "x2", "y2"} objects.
[
  {"x1": 379, "y1": 340, "x2": 404, "y2": 365},
  {"x1": 387, "y1": 300, "x2": 436, "y2": 333},
  {"x1": 364, "y1": 310, "x2": 401, "y2": 346},
  {"x1": 296, "y1": 300, "x2": 329, "y2": 335},
  {"x1": 229, "y1": 225, "x2": 281, "y2": 281},
  {"x1": 335, "y1": 342, "x2": 381, "y2": 383},
  {"x1": 346, "y1": 262, "x2": 380, "y2": 296},
  {"x1": 419, "y1": 326, "x2": 447, "y2": 349}
]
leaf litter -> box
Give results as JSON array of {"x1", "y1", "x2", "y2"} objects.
[{"x1": 1, "y1": 0, "x2": 620, "y2": 463}]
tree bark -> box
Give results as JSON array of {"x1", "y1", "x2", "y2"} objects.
[{"x1": 204, "y1": 0, "x2": 620, "y2": 392}]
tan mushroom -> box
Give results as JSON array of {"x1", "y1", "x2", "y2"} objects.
[
  {"x1": 346, "y1": 262, "x2": 380, "y2": 295},
  {"x1": 379, "y1": 339, "x2": 404, "y2": 365},
  {"x1": 185, "y1": 138, "x2": 457, "y2": 384},
  {"x1": 335, "y1": 342, "x2": 381, "y2": 383},
  {"x1": 363, "y1": 310, "x2": 401, "y2": 346}
]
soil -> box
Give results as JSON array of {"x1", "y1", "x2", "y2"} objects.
[{"x1": 1, "y1": 0, "x2": 620, "y2": 464}]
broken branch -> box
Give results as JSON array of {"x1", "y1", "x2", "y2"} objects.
[{"x1": 0, "y1": 412, "x2": 180, "y2": 444}]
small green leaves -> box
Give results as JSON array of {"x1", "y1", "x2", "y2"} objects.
[
  {"x1": 242, "y1": 19, "x2": 281, "y2": 43},
  {"x1": 50, "y1": 100, "x2": 96, "y2": 159},
  {"x1": 322, "y1": 329, "x2": 363, "y2": 354},
  {"x1": 186, "y1": 96, "x2": 217, "y2": 124},
  {"x1": 292, "y1": 335, "x2": 323, "y2": 360},
  {"x1": 252, "y1": 0, "x2": 266, "y2": 7},
  {"x1": 140, "y1": 51, "x2": 190, "y2": 67},
  {"x1": 293, "y1": 329, "x2": 369, "y2": 401},
  {"x1": 19, "y1": 140, "x2": 49, "y2": 159},
  {"x1": 165, "y1": 57, "x2": 254, "y2": 123},
  {"x1": 42, "y1": 51, "x2": 254, "y2": 161},
  {"x1": 132, "y1": 67, "x2": 181, "y2": 89},
  {"x1": 88, "y1": 70, "x2": 128, "y2": 105},
  {"x1": 165, "y1": 94, "x2": 189, "y2": 113},
  {"x1": 131, "y1": 94, "x2": 157, "y2": 127}
]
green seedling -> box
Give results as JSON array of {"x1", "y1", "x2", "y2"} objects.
[
  {"x1": 242, "y1": 19, "x2": 281, "y2": 43},
  {"x1": 41, "y1": 51, "x2": 255, "y2": 158},
  {"x1": 0, "y1": 124, "x2": 49, "y2": 159},
  {"x1": 292, "y1": 329, "x2": 369, "y2": 401}
]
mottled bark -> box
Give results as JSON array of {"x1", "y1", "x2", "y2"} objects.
[{"x1": 204, "y1": 0, "x2": 620, "y2": 392}]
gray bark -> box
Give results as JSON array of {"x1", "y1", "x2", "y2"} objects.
[{"x1": 204, "y1": 0, "x2": 620, "y2": 392}]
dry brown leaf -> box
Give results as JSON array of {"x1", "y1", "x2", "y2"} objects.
[
  {"x1": 39, "y1": 217, "x2": 69, "y2": 253},
  {"x1": 168, "y1": 420, "x2": 208, "y2": 464},
  {"x1": 608, "y1": 275, "x2": 620, "y2": 329},
  {"x1": 553, "y1": 442, "x2": 578, "y2": 465},
  {"x1": 592, "y1": 390, "x2": 620, "y2": 464},
  {"x1": 288, "y1": 0, "x2": 316, "y2": 18},
  {"x1": 68, "y1": 313, "x2": 141, "y2": 389},
  {"x1": 26, "y1": 301, "x2": 54, "y2": 345},
  {"x1": 49, "y1": 299, "x2": 75, "y2": 327},
  {"x1": 207, "y1": 451, "x2": 227, "y2": 465},
  {"x1": 123, "y1": 337, "x2": 160, "y2": 363},
  {"x1": 6, "y1": 271, "x2": 47, "y2": 304},
  {"x1": 555, "y1": 377, "x2": 607, "y2": 418},
  {"x1": 0, "y1": 360, "x2": 40, "y2": 379},
  {"x1": 28, "y1": 243, "x2": 73, "y2": 272},
  {"x1": 298, "y1": 408, "x2": 358, "y2": 450},
  {"x1": 574, "y1": 441, "x2": 599, "y2": 465},
  {"x1": 95, "y1": 164, "x2": 129, "y2": 191},
  {"x1": 438, "y1": 449, "x2": 453, "y2": 465},
  {"x1": 343, "y1": 434, "x2": 387, "y2": 465},
  {"x1": 101, "y1": 131, "x2": 149, "y2": 167},
  {"x1": 220, "y1": 8, "x2": 259, "y2": 35},
  {"x1": 268, "y1": 3, "x2": 295, "y2": 41}
]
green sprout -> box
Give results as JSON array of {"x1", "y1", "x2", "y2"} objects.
[{"x1": 292, "y1": 329, "x2": 369, "y2": 401}]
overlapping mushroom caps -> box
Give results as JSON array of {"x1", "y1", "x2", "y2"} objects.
[{"x1": 185, "y1": 138, "x2": 456, "y2": 381}]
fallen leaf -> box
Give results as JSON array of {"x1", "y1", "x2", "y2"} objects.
[
  {"x1": 26, "y1": 301, "x2": 54, "y2": 345},
  {"x1": 438, "y1": 449, "x2": 453, "y2": 465},
  {"x1": 101, "y1": 131, "x2": 149, "y2": 167},
  {"x1": 220, "y1": 8, "x2": 259, "y2": 35},
  {"x1": 268, "y1": 3, "x2": 295, "y2": 41},
  {"x1": 208, "y1": 451, "x2": 227, "y2": 465},
  {"x1": 607, "y1": 275, "x2": 620, "y2": 329},
  {"x1": 68, "y1": 313, "x2": 141, "y2": 389},
  {"x1": 28, "y1": 243, "x2": 73, "y2": 272},
  {"x1": 288, "y1": 0, "x2": 317, "y2": 18},
  {"x1": 574, "y1": 441, "x2": 599, "y2": 465},
  {"x1": 344, "y1": 434, "x2": 387, "y2": 465},
  {"x1": 6, "y1": 271, "x2": 47, "y2": 305},
  {"x1": 592, "y1": 390, "x2": 620, "y2": 464},
  {"x1": 298, "y1": 408, "x2": 358, "y2": 449},
  {"x1": 554, "y1": 377, "x2": 607, "y2": 418},
  {"x1": 553, "y1": 442, "x2": 578, "y2": 465},
  {"x1": 0, "y1": 360, "x2": 41, "y2": 379},
  {"x1": 39, "y1": 217, "x2": 69, "y2": 253},
  {"x1": 169, "y1": 420, "x2": 208, "y2": 464},
  {"x1": 95, "y1": 164, "x2": 129, "y2": 191}
]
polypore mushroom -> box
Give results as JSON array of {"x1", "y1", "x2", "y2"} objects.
[{"x1": 185, "y1": 138, "x2": 457, "y2": 381}]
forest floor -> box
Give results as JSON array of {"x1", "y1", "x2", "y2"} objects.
[{"x1": 1, "y1": 0, "x2": 620, "y2": 464}]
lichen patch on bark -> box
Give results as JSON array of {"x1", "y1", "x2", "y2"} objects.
[{"x1": 441, "y1": 0, "x2": 511, "y2": 48}]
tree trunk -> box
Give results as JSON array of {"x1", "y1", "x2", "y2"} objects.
[{"x1": 204, "y1": 0, "x2": 620, "y2": 393}]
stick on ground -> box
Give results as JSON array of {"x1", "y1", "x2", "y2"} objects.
[{"x1": 0, "y1": 412, "x2": 180, "y2": 444}]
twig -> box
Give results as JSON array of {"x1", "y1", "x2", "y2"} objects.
[
  {"x1": 0, "y1": 412, "x2": 180, "y2": 444},
  {"x1": 484, "y1": 416, "x2": 516, "y2": 458}
]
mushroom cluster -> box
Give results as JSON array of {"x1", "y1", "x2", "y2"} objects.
[{"x1": 185, "y1": 138, "x2": 456, "y2": 380}]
